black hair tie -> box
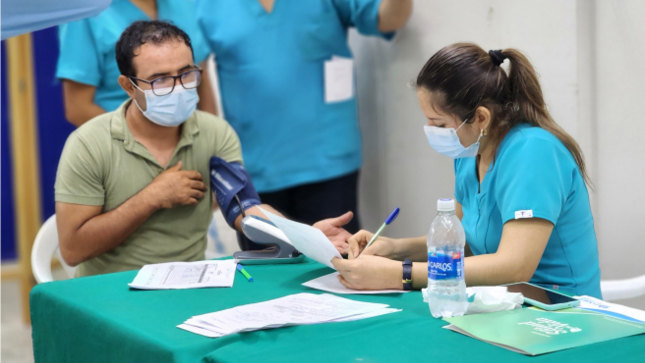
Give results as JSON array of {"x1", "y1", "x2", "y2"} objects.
[{"x1": 488, "y1": 49, "x2": 507, "y2": 66}]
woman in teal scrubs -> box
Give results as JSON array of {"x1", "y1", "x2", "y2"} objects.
[
  {"x1": 56, "y1": 0, "x2": 216, "y2": 126},
  {"x1": 332, "y1": 43, "x2": 602, "y2": 299}
]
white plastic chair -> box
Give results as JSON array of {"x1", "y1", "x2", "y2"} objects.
[
  {"x1": 601, "y1": 275, "x2": 645, "y2": 301},
  {"x1": 31, "y1": 214, "x2": 76, "y2": 283}
]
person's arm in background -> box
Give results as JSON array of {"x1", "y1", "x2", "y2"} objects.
[
  {"x1": 377, "y1": 0, "x2": 413, "y2": 32},
  {"x1": 61, "y1": 80, "x2": 107, "y2": 127},
  {"x1": 57, "y1": 19, "x2": 105, "y2": 126},
  {"x1": 333, "y1": 0, "x2": 411, "y2": 37},
  {"x1": 197, "y1": 60, "x2": 218, "y2": 115}
]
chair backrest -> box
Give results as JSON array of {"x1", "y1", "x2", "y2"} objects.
[
  {"x1": 31, "y1": 214, "x2": 76, "y2": 283},
  {"x1": 601, "y1": 275, "x2": 645, "y2": 301}
]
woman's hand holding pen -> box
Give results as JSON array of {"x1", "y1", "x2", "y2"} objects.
[
  {"x1": 331, "y1": 254, "x2": 402, "y2": 290},
  {"x1": 347, "y1": 230, "x2": 401, "y2": 260},
  {"x1": 330, "y1": 230, "x2": 404, "y2": 290}
]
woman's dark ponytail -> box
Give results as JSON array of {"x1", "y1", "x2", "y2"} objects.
[
  {"x1": 416, "y1": 43, "x2": 591, "y2": 186},
  {"x1": 503, "y1": 49, "x2": 591, "y2": 186}
]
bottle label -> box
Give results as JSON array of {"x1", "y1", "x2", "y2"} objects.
[{"x1": 428, "y1": 248, "x2": 464, "y2": 281}]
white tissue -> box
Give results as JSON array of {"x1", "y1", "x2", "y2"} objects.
[{"x1": 422, "y1": 286, "x2": 524, "y2": 315}]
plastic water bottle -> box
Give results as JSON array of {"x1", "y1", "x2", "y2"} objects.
[{"x1": 427, "y1": 198, "x2": 468, "y2": 318}]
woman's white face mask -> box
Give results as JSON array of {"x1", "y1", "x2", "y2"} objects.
[{"x1": 424, "y1": 119, "x2": 482, "y2": 159}]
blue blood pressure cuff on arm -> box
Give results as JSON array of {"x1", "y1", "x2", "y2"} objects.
[{"x1": 209, "y1": 156, "x2": 261, "y2": 228}]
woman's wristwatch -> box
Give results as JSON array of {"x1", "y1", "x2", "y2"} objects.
[{"x1": 402, "y1": 259, "x2": 413, "y2": 290}]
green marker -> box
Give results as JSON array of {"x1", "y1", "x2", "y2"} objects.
[{"x1": 236, "y1": 264, "x2": 254, "y2": 282}]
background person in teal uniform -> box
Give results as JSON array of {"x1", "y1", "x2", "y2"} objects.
[
  {"x1": 332, "y1": 43, "x2": 602, "y2": 299},
  {"x1": 196, "y1": 0, "x2": 412, "y2": 239},
  {"x1": 56, "y1": 0, "x2": 217, "y2": 127}
]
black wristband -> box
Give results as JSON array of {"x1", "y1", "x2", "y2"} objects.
[{"x1": 402, "y1": 259, "x2": 413, "y2": 291}]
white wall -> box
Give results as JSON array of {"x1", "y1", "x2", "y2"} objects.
[
  {"x1": 592, "y1": 0, "x2": 645, "y2": 308},
  {"x1": 349, "y1": 0, "x2": 645, "y2": 308}
]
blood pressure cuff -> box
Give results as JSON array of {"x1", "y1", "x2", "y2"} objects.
[{"x1": 209, "y1": 156, "x2": 261, "y2": 228}]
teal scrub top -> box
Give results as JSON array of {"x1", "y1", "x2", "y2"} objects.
[
  {"x1": 56, "y1": 0, "x2": 210, "y2": 113},
  {"x1": 455, "y1": 123, "x2": 602, "y2": 299},
  {"x1": 196, "y1": 0, "x2": 393, "y2": 193}
]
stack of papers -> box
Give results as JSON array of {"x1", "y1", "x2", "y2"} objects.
[
  {"x1": 303, "y1": 272, "x2": 410, "y2": 295},
  {"x1": 178, "y1": 293, "x2": 401, "y2": 338},
  {"x1": 128, "y1": 260, "x2": 236, "y2": 290}
]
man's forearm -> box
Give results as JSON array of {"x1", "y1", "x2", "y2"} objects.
[
  {"x1": 233, "y1": 204, "x2": 283, "y2": 231},
  {"x1": 378, "y1": 0, "x2": 412, "y2": 32},
  {"x1": 63, "y1": 190, "x2": 159, "y2": 265}
]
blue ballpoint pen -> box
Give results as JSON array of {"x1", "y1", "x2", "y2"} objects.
[{"x1": 357, "y1": 207, "x2": 400, "y2": 258}]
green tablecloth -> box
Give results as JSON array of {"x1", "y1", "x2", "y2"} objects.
[{"x1": 31, "y1": 258, "x2": 645, "y2": 362}]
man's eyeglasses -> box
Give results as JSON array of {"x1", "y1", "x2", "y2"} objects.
[{"x1": 130, "y1": 67, "x2": 202, "y2": 96}]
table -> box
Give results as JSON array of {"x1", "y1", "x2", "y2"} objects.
[{"x1": 31, "y1": 257, "x2": 645, "y2": 363}]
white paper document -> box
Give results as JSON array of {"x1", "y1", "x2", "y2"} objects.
[
  {"x1": 324, "y1": 56, "x2": 354, "y2": 103},
  {"x1": 303, "y1": 272, "x2": 410, "y2": 295},
  {"x1": 259, "y1": 208, "x2": 341, "y2": 269},
  {"x1": 128, "y1": 260, "x2": 236, "y2": 290},
  {"x1": 178, "y1": 293, "x2": 400, "y2": 338}
]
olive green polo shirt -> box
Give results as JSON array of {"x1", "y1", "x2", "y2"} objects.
[{"x1": 55, "y1": 100, "x2": 243, "y2": 277}]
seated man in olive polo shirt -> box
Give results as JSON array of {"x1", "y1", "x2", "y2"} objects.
[{"x1": 55, "y1": 21, "x2": 354, "y2": 277}]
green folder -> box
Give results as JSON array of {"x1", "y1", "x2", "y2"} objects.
[{"x1": 443, "y1": 307, "x2": 645, "y2": 356}]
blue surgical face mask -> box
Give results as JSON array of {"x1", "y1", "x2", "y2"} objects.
[
  {"x1": 424, "y1": 119, "x2": 482, "y2": 159},
  {"x1": 130, "y1": 79, "x2": 199, "y2": 127}
]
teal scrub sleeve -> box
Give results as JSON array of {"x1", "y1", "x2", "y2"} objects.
[
  {"x1": 185, "y1": 4, "x2": 210, "y2": 65},
  {"x1": 194, "y1": 0, "x2": 213, "y2": 52},
  {"x1": 332, "y1": 0, "x2": 395, "y2": 39},
  {"x1": 494, "y1": 137, "x2": 572, "y2": 225},
  {"x1": 56, "y1": 20, "x2": 102, "y2": 87},
  {"x1": 1, "y1": 0, "x2": 110, "y2": 40},
  {"x1": 191, "y1": 31, "x2": 211, "y2": 65}
]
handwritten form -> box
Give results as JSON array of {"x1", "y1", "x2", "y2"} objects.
[
  {"x1": 128, "y1": 260, "x2": 236, "y2": 290},
  {"x1": 259, "y1": 208, "x2": 342, "y2": 269},
  {"x1": 303, "y1": 272, "x2": 410, "y2": 295}
]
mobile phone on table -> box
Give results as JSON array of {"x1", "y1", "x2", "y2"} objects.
[{"x1": 504, "y1": 282, "x2": 580, "y2": 311}]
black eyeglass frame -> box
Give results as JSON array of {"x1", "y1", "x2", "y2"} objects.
[{"x1": 129, "y1": 66, "x2": 203, "y2": 96}]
